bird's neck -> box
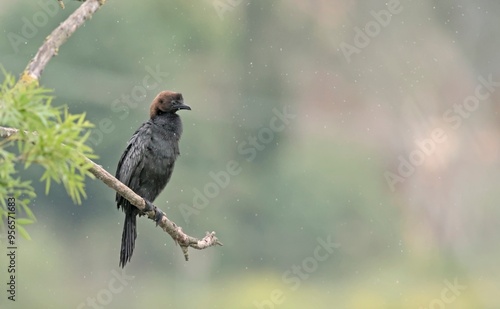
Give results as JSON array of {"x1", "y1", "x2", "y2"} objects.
[{"x1": 151, "y1": 113, "x2": 182, "y2": 134}]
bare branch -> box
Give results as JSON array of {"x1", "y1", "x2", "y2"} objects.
[
  {"x1": 0, "y1": 126, "x2": 22, "y2": 138},
  {"x1": 21, "y1": 0, "x2": 105, "y2": 83},
  {"x1": 1, "y1": 125, "x2": 222, "y2": 260}
]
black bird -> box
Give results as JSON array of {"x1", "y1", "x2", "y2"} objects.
[{"x1": 115, "y1": 91, "x2": 191, "y2": 268}]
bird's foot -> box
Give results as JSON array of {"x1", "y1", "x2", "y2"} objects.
[
  {"x1": 153, "y1": 209, "x2": 164, "y2": 226},
  {"x1": 142, "y1": 199, "x2": 163, "y2": 226},
  {"x1": 143, "y1": 199, "x2": 155, "y2": 212}
]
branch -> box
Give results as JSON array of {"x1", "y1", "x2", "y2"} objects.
[
  {"x1": 1, "y1": 126, "x2": 223, "y2": 260},
  {"x1": 21, "y1": 0, "x2": 106, "y2": 83},
  {"x1": 0, "y1": 126, "x2": 22, "y2": 138},
  {"x1": 89, "y1": 158, "x2": 222, "y2": 260},
  {"x1": 6, "y1": 0, "x2": 222, "y2": 261}
]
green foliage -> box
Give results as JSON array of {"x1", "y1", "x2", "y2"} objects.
[{"x1": 0, "y1": 71, "x2": 96, "y2": 236}]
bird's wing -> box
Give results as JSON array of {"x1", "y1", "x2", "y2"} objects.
[{"x1": 115, "y1": 122, "x2": 152, "y2": 205}]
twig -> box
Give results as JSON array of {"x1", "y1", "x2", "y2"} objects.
[
  {"x1": 0, "y1": 126, "x2": 22, "y2": 138},
  {"x1": 21, "y1": 0, "x2": 105, "y2": 83},
  {"x1": 1, "y1": 126, "x2": 223, "y2": 260}
]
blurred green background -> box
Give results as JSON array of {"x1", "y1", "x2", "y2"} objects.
[{"x1": 2, "y1": 0, "x2": 500, "y2": 308}]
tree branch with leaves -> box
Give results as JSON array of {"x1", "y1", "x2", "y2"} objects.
[{"x1": 0, "y1": 0, "x2": 221, "y2": 261}]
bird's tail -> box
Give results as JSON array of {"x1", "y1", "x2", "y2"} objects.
[{"x1": 119, "y1": 212, "x2": 137, "y2": 268}]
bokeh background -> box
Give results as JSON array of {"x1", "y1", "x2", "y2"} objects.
[{"x1": 2, "y1": 0, "x2": 500, "y2": 308}]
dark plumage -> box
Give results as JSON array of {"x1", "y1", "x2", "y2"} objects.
[{"x1": 115, "y1": 90, "x2": 191, "y2": 268}]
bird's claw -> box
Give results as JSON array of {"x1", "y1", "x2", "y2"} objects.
[
  {"x1": 154, "y1": 208, "x2": 163, "y2": 226},
  {"x1": 143, "y1": 199, "x2": 155, "y2": 212},
  {"x1": 141, "y1": 199, "x2": 163, "y2": 226}
]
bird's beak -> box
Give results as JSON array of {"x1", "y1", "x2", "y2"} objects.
[{"x1": 177, "y1": 103, "x2": 191, "y2": 111}]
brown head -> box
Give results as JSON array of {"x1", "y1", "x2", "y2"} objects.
[{"x1": 149, "y1": 91, "x2": 191, "y2": 119}]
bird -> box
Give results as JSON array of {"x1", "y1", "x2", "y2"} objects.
[{"x1": 115, "y1": 90, "x2": 191, "y2": 268}]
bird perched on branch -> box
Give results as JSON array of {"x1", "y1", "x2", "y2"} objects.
[{"x1": 115, "y1": 91, "x2": 191, "y2": 268}]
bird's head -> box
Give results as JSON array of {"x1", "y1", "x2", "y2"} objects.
[{"x1": 150, "y1": 91, "x2": 191, "y2": 118}]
